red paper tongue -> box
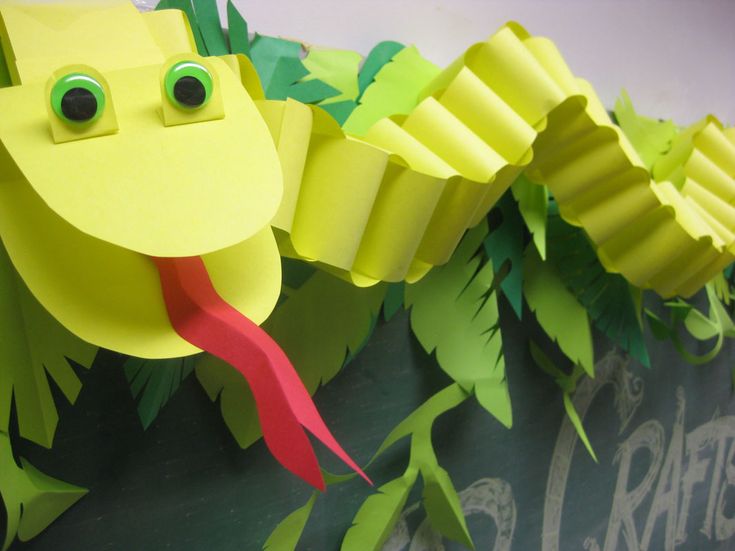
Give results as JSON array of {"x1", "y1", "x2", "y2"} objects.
[{"x1": 152, "y1": 256, "x2": 371, "y2": 491}]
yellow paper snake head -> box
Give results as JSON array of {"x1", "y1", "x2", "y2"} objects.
[
  {"x1": 1, "y1": 52, "x2": 282, "y2": 257},
  {"x1": 0, "y1": 2, "x2": 284, "y2": 359}
]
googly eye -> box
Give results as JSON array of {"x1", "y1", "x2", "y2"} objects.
[
  {"x1": 50, "y1": 73, "x2": 106, "y2": 124},
  {"x1": 164, "y1": 61, "x2": 213, "y2": 110}
]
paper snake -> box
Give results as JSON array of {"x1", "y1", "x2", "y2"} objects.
[{"x1": 0, "y1": 1, "x2": 733, "y2": 490}]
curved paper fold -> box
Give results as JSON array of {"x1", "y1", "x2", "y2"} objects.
[{"x1": 262, "y1": 22, "x2": 734, "y2": 297}]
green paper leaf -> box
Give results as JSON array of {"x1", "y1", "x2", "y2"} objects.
[
  {"x1": 0, "y1": 433, "x2": 87, "y2": 551},
  {"x1": 263, "y1": 270, "x2": 386, "y2": 393},
  {"x1": 375, "y1": 384, "x2": 470, "y2": 458},
  {"x1": 284, "y1": 77, "x2": 340, "y2": 105},
  {"x1": 383, "y1": 282, "x2": 405, "y2": 322},
  {"x1": 523, "y1": 245, "x2": 594, "y2": 376},
  {"x1": 545, "y1": 212, "x2": 649, "y2": 368},
  {"x1": 191, "y1": 0, "x2": 228, "y2": 56},
  {"x1": 357, "y1": 41, "x2": 405, "y2": 99},
  {"x1": 262, "y1": 492, "x2": 317, "y2": 551},
  {"x1": 343, "y1": 46, "x2": 440, "y2": 136},
  {"x1": 0, "y1": 245, "x2": 97, "y2": 448},
  {"x1": 529, "y1": 343, "x2": 597, "y2": 461},
  {"x1": 319, "y1": 100, "x2": 357, "y2": 126},
  {"x1": 302, "y1": 47, "x2": 361, "y2": 104},
  {"x1": 422, "y1": 465, "x2": 474, "y2": 549},
  {"x1": 406, "y1": 222, "x2": 511, "y2": 428},
  {"x1": 613, "y1": 90, "x2": 678, "y2": 170},
  {"x1": 157, "y1": 0, "x2": 207, "y2": 55},
  {"x1": 250, "y1": 35, "x2": 302, "y2": 91},
  {"x1": 195, "y1": 353, "x2": 260, "y2": 449},
  {"x1": 341, "y1": 469, "x2": 419, "y2": 551},
  {"x1": 123, "y1": 355, "x2": 197, "y2": 429},
  {"x1": 484, "y1": 194, "x2": 525, "y2": 318},
  {"x1": 512, "y1": 174, "x2": 548, "y2": 259},
  {"x1": 226, "y1": 0, "x2": 250, "y2": 57},
  {"x1": 562, "y1": 392, "x2": 597, "y2": 462}
]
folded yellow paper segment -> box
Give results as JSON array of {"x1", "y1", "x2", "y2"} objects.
[
  {"x1": 1, "y1": 0, "x2": 734, "y2": 371},
  {"x1": 262, "y1": 22, "x2": 735, "y2": 297}
]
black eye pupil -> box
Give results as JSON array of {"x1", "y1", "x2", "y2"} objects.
[
  {"x1": 173, "y1": 76, "x2": 206, "y2": 107},
  {"x1": 61, "y1": 87, "x2": 98, "y2": 121}
]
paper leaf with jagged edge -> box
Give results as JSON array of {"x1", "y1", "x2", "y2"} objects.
[
  {"x1": 0, "y1": 433, "x2": 87, "y2": 551},
  {"x1": 545, "y1": 211, "x2": 650, "y2": 368},
  {"x1": 484, "y1": 193, "x2": 525, "y2": 318},
  {"x1": 613, "y1": 90, "x2": 678, "y2": 170},
  {"x1": 405, "y1": 221, "x2": 512, "y2": 428},
  {"x1": 512, "y1": 173, "x2": 548, "y2": 260},
  {"x1": 422, "y1": 463, "x2": 474, "y2": 549},
  {"x1": 341, "y1": 470, "x2": 419, "y2": 551},
  {"x1": 123, "y1": 356, "x2": 197, "y2": 429},
  {"x1": 262, "y1": 492, "x2": 317, "y2": 551},
  {"x1": 0, "y1": 246, "x2": 97, "y2": 448},
  {"x1": 523, "y1": 244, "x2": 594, "y2": 376},
  {"x1": 196, "y1": 268, "x2": 385, "y2": 448}
]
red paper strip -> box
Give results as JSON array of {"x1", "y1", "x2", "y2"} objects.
[{"x1": 152, "y1": 256, "x2": 371, "y2": 491}]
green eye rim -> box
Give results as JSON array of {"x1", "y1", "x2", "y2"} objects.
[
  {"x1": 164, "y1": 61, "x2": 213, "y2": 110},
  {"x1": 50, "y1": 73, "x2": 105, "y2": 124}
]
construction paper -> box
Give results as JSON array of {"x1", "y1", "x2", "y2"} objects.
[
  {"x1": 141, "y1": 8, "x2": 198, "y2": 57},
  {"x1": 0, "y1": 60, "x2": 282, "y2": 258},
  {"x1": 123, "y1": 355, "x2": 196, "y2": 429},
  {"x1": 191, "y1": 0, "x2": 228, "y2": 56},
  {"x1": 529, "y1": 342, "x2": 597, "y2": 461},
  {"x1": 153, "y1": 255, "x2": 369, "y2": 490},
  {"x1": 422, "y1": 463, "x2": 475, "y2": 549},
  {"x1": 341, "y1": 469, "x2": 419, "y2": 551},
  {"x1": 0, "y1": 244, "x2": 96, "y2": 448},
  {"x1": 249, "y1": 34, "x2": 302, "y2": 90},
  {"x1": 357, "y1": 40, "x2": 405, "y2": 99},
  {"x1": 155, "y1": 0, "x2": 207, "y2": 55},
  {"x1": 512, "y1": 173, "x2": 548, "y2": 259},
  {"x1": 262, "y1": 492, "x2": 317, "y2": 551},
  {"x1": 195, "y1": 270, "x2": 385, "y2": 448},
  {"x1": 0, "y1": 155, "x2": 280, "y2": 357},
  {"x1": 614, "y1": 90, "x2": 678, "y2": 170},
  {"x1": 302, "y1": 47, "x2": 361, "y2": 104},
  {"x1": 343, "y1": 46, "x2": 440, "y2": 136},
  {"x1": 546, "y1": 209, "x2": 650, "y2": 368},
  {"x1": 405, "y1": 222, "x2": 512, "y2": 428},
  {"x1": 523, "y1": 245, "x2": 594, "y2": 375},
  {"x1": 226, "y1": 0, "x2": 250, "y2": 57},
  {"x1": 483, "y1": 194, "x2": 525, "y2": 319},
  {"x1": 0, "y1": 1, "x2": 164, "y2": 84},
  {"x1": 196, "y1": 353, "x2": 261, "y2": 449},
  {"x1": 0, "y1": 432, "x2": 87, "y2": 551}
]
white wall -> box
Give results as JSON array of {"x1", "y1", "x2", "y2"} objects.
[{"x1": 220, "y1": 0, "x2": 735, "y2": 126}]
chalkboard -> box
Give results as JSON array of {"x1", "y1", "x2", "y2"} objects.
[{"x1": 6, "y1": 299, "x2": 735, "y2": 551}]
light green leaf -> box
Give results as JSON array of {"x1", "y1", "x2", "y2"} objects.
[
  {"x1": 375, "y1": 384, "x2": 469, "y2": 458},
  {"x1": 263, "y1": 270, "x2": 386, "y2": 392},
  {"x1": 512, "y1": 174, "x2": 548, "y2": 259},
  {"x1": 195, "y1": 353, "x2": 260, "y2": 449},
  {"x1": 406, "y1": 222, "x2": 512, "y2": 428},
  {"x1": 422, "y1": 464, "x2": 474, "y2": 549},
  {"x1": 343, "y1": 46, "x2": 440, "y2": 136},
  {"x1": 523, "y1": 245, "x2": 594, "y2": 376},
  {"x1": 263, "y1": 492, "x2": 317, "y2": 551},
  {"x1": 0, "y1": 432, "x2": 87, "y2": 551},
  {"x1": 357, "y1": 41, "x2": 405, "y2": 100},
  {"x1": 302, "y1": 47, "x2": 361, "y2": 104},
  {"x1": 562, "y1": 393, "x2": 598, "y2": 462},
  {"x1": 123, "y1": 355, "x2": 197, "y2": 429},
  {"x1": 0, "y1": 245, "x2": 97, "y2": 448},
  {"x1": 341, "y1": 469, "x2": 419, "y2": 551},
  {"x1": 613, "y1": 90, "x2": 678, "y2": 169}
]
